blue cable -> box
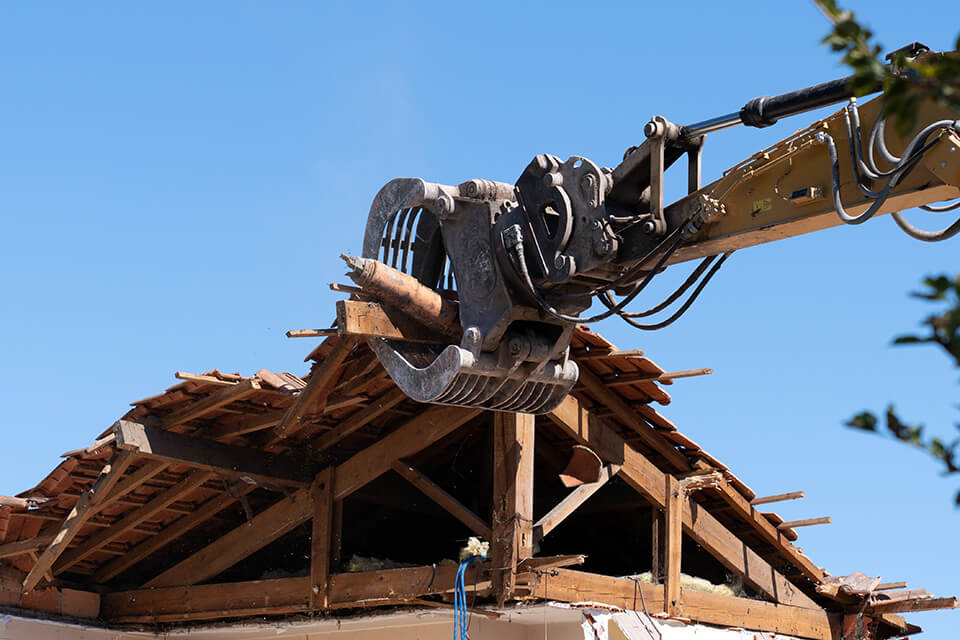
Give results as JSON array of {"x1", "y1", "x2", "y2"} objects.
[{"x1": 454, "y1": 555, "x2": 481, "y2": 640}]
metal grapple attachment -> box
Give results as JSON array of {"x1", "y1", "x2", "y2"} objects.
[{"x1": 359, "y1": 177, "x2": 578, "y2": 414}]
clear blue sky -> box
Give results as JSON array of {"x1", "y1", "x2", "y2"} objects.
[{"x1": 1, "y1": 2, "x2": 957, "y2": 636}]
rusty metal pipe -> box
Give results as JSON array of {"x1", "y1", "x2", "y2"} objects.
[{"x1": 341, "y1": 254, "x2": 462, "y2": 341}]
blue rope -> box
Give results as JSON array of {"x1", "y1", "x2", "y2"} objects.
[{"x1": 454, "y1": 555, "x2": 481, "y2": 640}]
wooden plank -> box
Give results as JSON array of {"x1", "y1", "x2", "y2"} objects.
[
  {"x1": 651, "y1": 509, "x2": 664, "y2": 582},
  {"x1": 522, "y1": 569, "x2": 838, "y2": 640},
  {"x1": 491, "y1": 412, "x2": 535, "y2": 605},
  {"x1": 751, "y1": 491, "x2": 805, "y2": 506},
  {"x1": 310, "y1": 467, "x2": 334, "y2": 610},
  {"x1": 53, "y1": 470, "x2": 213, "y2": 574},
  {"x1": 533, "y1": 464, "x2": 618, "y2": 542},
  {"x1": 876, "y1": 581, "x2": 908, "y2": 591},
  {"x1": 160, "y1": 379, "x2": 261, "y2": 428},
  {"x1": 92, "y1": 485, "x2": 256, "y2": 583},
  {"x1": 144, "y1": 489, "x2": 312, "y2": 588},
  {"x1": 333, "y1": 406, "x2": 481, "y2": 500},
  {"x1": 866, "y1": 596, "x2": 959, "y2": 614},
  {"x1": 113, "y1": 420, "x2": 316, "y2": 488},
  {"x1": 102, "y1": 577, "x2": 311, "y2": 622},
  {"x1": 780, "y1": 517, "x2": 831, "y2": 529},
  {"x1": 711, "y1": 479, "x2": 824, "y2": 584},
  {"x1": 391, "y1": 460, "x2": 492, "y2": 539},
  {"x1": 327, "y1": 564, "x2": 486, "y2": 605},
  {"x1": 547, "y1": 395, "x2": 820, "y2": 609},
  {"x1": 575, "y1": 368, "x2": 687, "y2": 470},
  {"x1": 311, "y1": 388, "x2": 407, "y2": 453},
  {"x1": 517, "y1": 555, "x2": 586, "y2": 572},
  {"x1": 206, "y1": 411, "x2": 282, "y2": 440},
  {"x1": 336, "y1": 299, "x2": 444, "y2": 343},
  {"x1": 0, "y1": 536, "x2": 54, "y2": 560},
  {"x1": 96, "y1": 460, "x2": 168, "y2": 512},
  {"x1": 665, "y1": 475, "x2": 682, "y2": 616},
  {"x1": 578, "y1": 356, "x2": 672, "y2": 407},
  {"x1": 572, "y1": 348, "x2": 645, "y2": 360},
  {"x1": 22, "y1": 451, "x2": 135, "y2": 592},
  {"x1": 604, "y1": 368, "x2": 713, "y2": 387},
  {"x1": 273, "y1": 337, "x2": 356, "y2": 440}
]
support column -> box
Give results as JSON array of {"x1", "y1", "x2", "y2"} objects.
[
  {"x1": 491, "y1": 411, "x2": 535, "y2": 605},
  {"x1": 310, "y1": 467, "x2": 335, "y2": 610},
  {"x1": 665, "y1": 475, "x2": 683, "y2": 616}
]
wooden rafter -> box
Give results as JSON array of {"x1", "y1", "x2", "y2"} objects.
[
  {"x1": 391, "y1": 460, "x2": 492, "y2": 539},
  {"x1": 96, "y1": 460, "x2": 168, "y2": 512},
  {"x1": 751, "y1": 491, "x2": 805, "y2": 505},
  {"x1": 92, "y1": 483, "x2": 257, "y2": 583},
  {"x1": 160, "y1": 379, "x2": 261, "y2": 428},
  {"x1": 333, "y1": 405, "x2": 482, "y2": 500},
  {"x1": 711, "y1": 479, "x2": 824, "y2": 583},
  {"x1": 272, "y1": 337, "x2": 356, "y2": 441},
  {"x1": 22, "y1": 451, "x2": 136, "y2": 591},
  {"x1": 0, "y1": 535, "x2": 54, "y2": 560},
  {"x1": 490, "y1": 411, "x2": 534, "y2": 606},
  {"x1": 311, "y1": 388, "x2": 407, "y2": 453},
  {"x1": 533, "y1": 464, "x2": 618, "y2": 542},
  {"x1": 310, "y1": 467, "x2": 334, "y2": 610},
  {"x1": 575, "y1": 368, "x2": 689, "y2": 470},
  {"x1": 53, "y1": 470, "x2": 213, "y2": 575},
  {"x1": 547, "y1": 395, "x2": 819, "y2": 609},
  {"x1": 144, "y1": 488, "x2": 312, "y2": 588},
  {"x1": 578, "y1": 357, "x2": 671, "y2": 406},
  {"x1": 113, "y1": 420, "x2": 316, "y2": 488}
]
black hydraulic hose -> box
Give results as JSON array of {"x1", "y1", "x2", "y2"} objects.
[
  {"x1": 601, "y1": 255, "x2": 716, "y2": 318},
  {"x1": 617, "y1": 252, "x2": 733, "y2": 331},
  {"x1": 919, "y1": 199, "x2": 960, "y2": 212},
  {"x1": 891, "y1": 210, "x2": 960, "y2": 241}
]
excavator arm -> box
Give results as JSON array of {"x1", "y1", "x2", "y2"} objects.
[{"x1": 347, "y1": 47, "x2": 960, "y2": 414}]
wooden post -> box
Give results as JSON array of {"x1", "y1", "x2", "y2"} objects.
[
  {"x1": 665, "y1": 475, "x2": 682, "y2": 616},
  {"x1": 491, "y1": 411, "x2": 535, "y2": 606},
  {"x1": 310, "y1": 467, "x2": 335, "y2": 610},
  {"x1": 651, "y1": 509, "x2": 664, "y2": 583}
]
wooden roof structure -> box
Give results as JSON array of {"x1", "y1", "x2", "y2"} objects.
[{"x1": 0, "y1": 325, "x2": 955, "y2": 639}]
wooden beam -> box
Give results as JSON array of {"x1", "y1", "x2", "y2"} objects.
[
  {"x1": 104, "y1": 564, "x2": 489, "y2": 623},
  {"x1": 102, "y1": 577, "x2": 311, "y2": 623},
  {"x1": 273, "y1": 337, "x2": 356, "y2": 440},
  {"x1": 160, "y1": 379, "x2": 261, "y2": 428},
  {"x1": 751, "y1": 491, "x2": 805, "y2": 506},
  {"x1": 604, "y1": 368, "x2": 713, "y2": 387},
  {"x1": 144, "y1": 488, "x2": 312, "y2": 588},
  {"x1": 391, "y1": 460, "x2": 492, "y2": 539},
  {"x1": 22, "y1": 451, "x2": 135, "y2": 592},
  {"x1": 0, "y1": 536, "x2": 54, "y2": 560},
  {"x1": 336, "y1": 299, "x2": 444, "y2": 343},
  {"x1": 876, "y1": 581, "x2": 908, "y2": 591},
  {"x1": 578, "y1": 356, "x2": 672, "y2": 407},
  {"x1": 206, "y1": 411, "x2": 282, "y2": 440},
  {"x1": 866, "y1": 596, "x2": 959, "y2": 614},
  {"x1": 651, "y1": 509, "x2": 664, "y2": 582},
  {"x1": 311, "y1": 388, "x2": 407, "y2": 453},
  {"x1": 664, "y1": 475, "x2": 682, "y2": 616},
  {"x1": 96, "y1": 460, "x2": 168, "y2": 514},
  {"x1": 533, "y1": 464, "x2": 618, "y2": 542},
  {"x1": 491, "y1": 411, "x2": 534, "y2": 606},
  {"x1": 522, "y1": 569, "x2": 839, "y2": 640},
  {"x1": 780, "y1": 517, "x2": 831, "y2": 530},
  {"x1": 575, "y1": 368, "x2": 687, "y2": 470},
  {"x1": 333, "y1": 405, "x2": 481, "y2": 500},
  {"x1": 92, "y1": 484, "x2": 256, "y2": 583},
  {"x1": 53, "y1": 470, "x2": 213, "y2": 575},
  {"x1": 113, "y1": 420, "x2": 317, "y2": 488},
  {"x1": 710, "y1": 479, "x2": 824, "y2": 584},
  {"x1": 572, "y1": 348, "x2": 645, "y2": 360},
  {"x1": 547, "y1": 395, "x2": 819, "y2": 609},
  {"x1": 310, "y1": 467, "x2": 334, "y2": 610}
]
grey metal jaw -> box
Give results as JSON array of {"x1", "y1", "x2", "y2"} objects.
[
  {"x1": 362, "y1": 177, "x2": 580, "y2": 414},
  {"x1": 368, "y1": 338, "x2": 578, "y2": 414}
]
